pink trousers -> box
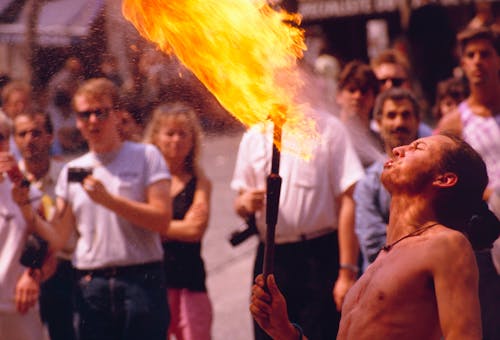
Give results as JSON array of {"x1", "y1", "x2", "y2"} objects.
[{"x1": 167, "y1": 288, "x2": 213, "y2": 340}]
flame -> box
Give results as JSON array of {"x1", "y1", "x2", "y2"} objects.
[{"x1": 122, "y1": 0, "x2": 318, "y2": 155}]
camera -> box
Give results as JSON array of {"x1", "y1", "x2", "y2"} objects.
[
  {"x1": 20, "y1": 234, "x2": 48, "y2": 269},
  {"x1": 229, "y1": 215, "x2": 259, "y2": 247},
  {"x1": 67, "y1": 167, "x2": 93, "y2": 183}
]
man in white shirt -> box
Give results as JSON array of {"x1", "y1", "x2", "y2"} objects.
[{"x1": 232, "y1": 109, "x2": 364, "y2": 339}]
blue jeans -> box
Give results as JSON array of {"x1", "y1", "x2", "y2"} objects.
[
  {"x1": 76, "y1": 262, "x2": 169, "y2": 340},
  {"x1": 40, "y1": 259, "x2": 77, "y2": 340}
]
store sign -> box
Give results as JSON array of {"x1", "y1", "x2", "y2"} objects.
[
  {"x1": 298, "y1": 0, "x2": 400, "y2": 20},
  {"x1": 298, "y1": 0, "x2": 476, "y2": 20}
]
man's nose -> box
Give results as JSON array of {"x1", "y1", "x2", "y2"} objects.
[{"x1": 392, "y1": 145, "x2": 405, "y2": 157}]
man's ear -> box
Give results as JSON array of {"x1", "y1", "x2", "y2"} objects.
[{"x1": 433, "y1": 172, "x2": 458, "y2": 188}]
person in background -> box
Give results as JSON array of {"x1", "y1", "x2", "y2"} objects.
[
  {"x1": 118, "y1": 108, "x2": 144, "y2": 142},
  {"x1": 437, "y1": 26, "x2": 500, "y2": 339},
  {"x1": 15, "y1": 78, "x2": 173, "y2": 340},
  {"x1": 251, "y1": 134, "x2": 499, "y2": 340},
  {"x1": 232, "y1": 107, "x2": 364, "y2": 339},
  {"x1": 336, "y1": 60, "x2": 384, "y2": 168},
  {"x1": 370, "y1": 49, "x2": 412, "y2": 92},
  {"x1": 354, "y1": 88, "x2": 420, "y2": 271},
  {"x1": 432, "y1": 77, "x2": 469, "y2": 123},
  {"x1": 144, "y1": 101, "x2": 213, "y2": 340},
  {"x1": 0, "y1": 111, "x2": 46, "y2": 340},
  {"x1": 0, "y1": 81, "x2": 34, "y2": 159},
  {"x1": 13, "y1": 111, "x2": 75, "y2": 340}
]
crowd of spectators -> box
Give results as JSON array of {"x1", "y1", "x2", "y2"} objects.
[{"x1": 0, "y1": 5, "x2": 499, "y2": 340}]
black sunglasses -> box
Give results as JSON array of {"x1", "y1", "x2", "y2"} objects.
[
  {"x1": 379, "y1": 77, "x2": 407, "y2": 87},
  {"x1": 76, "y1": 108, "x2": 111, "y2": 121}
]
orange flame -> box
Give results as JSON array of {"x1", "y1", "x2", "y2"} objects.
[{"x1": 122, "y1": 0, "x2": 318, "y2": 154}]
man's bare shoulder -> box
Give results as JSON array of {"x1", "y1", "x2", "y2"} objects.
[
  {"x1": 423, "y1": 226, "x2": 476, "y2": 274},
  {"x1": 435, "y1": 110, "x2": 462, "y2": 136}
]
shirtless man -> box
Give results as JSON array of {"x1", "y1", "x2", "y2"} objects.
[{"x1": 250, "y1": 134, "x2": 498, "y2": 339}]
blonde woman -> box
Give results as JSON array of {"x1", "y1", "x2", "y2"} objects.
[{"x1": 145, "y1": 102, "x2": 213, "y2": 340}]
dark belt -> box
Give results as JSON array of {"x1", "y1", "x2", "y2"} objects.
[{"x1": 76, "y1": 261, "x2": 163, "y2": 279}]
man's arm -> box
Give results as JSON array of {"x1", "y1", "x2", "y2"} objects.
[
  {"x1": 433, "y1": 232, "x2": 482, "y2": 339},
  {"x1": 15, "y1": 253, "x2": 57, "y2": 314},
  {"x1": 333, "y1": 183, "x2": 359, "y2": 311},
  {"x1": 13, "y1": 183, "x2": 75, "y2": 252},
  {"x1": 234, "y1": 188, "x2": 266, "y2": 219},
  {"x1": 82, "y1": 177, "x2": 172, "y2": 235}
]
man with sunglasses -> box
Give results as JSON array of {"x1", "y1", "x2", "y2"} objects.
[
  {"x1": 370, "y1": 49, "x2": 433, "y2": 138},
  {"x1": 15, "y1": 78, "x2": 173, "y2": 340}
]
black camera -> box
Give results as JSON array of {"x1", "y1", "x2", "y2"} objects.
[
  {"x1": 229, "y1": 215, "x2": 259, "y2": 247},
  {"x1": 67, "y1": 167, "x2": 93, "y2": 183},
  {"x1": 20, "y1": 234, "x2": 48, "y2": 269}
]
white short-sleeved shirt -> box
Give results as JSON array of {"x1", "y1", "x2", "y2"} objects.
[
  {"x1": 231, "y1": 110, "x2": 364, "y2": 244},
  {"x1": 55, "y1": 141, "x2": 171, "y2": 270},
  {"x1": 0, "y1": 178, "x2": 41, "y2": 312}
]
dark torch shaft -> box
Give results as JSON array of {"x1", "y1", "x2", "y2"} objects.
[{"x1": 263, "y1": 123, "x2": 282, "y2": 280}]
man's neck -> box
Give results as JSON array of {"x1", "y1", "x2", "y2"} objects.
[
  {"x1": 386, "y1": 194, "x2": 438, "y2": 242},
  {"x1": 90, "y1": 137, "x2": 123, "y2": 154},
  {"x1": 469, "y1": 82, "x2": 500, "y2": 114}
]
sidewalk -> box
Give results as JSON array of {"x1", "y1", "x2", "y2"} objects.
[{"x1": 201, "y1": 131, "x2": 257, "y2": 340}]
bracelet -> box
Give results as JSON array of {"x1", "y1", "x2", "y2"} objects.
[
  {"x1": 340, "y1": 263, "x2": 360, "y2": 273},
  {"x1": 291, "y1": 322, "x2": 303, "y2": 340}
]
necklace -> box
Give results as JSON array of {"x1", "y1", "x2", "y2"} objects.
[{"x1": 382, "y1": 222, "x2": 440, "y2": 252}]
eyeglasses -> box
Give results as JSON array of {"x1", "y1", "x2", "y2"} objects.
[
  {"x1": 379, "y1": 77, "x2": 407, "y2": 87},
  {"x1": 76, "y1": 108, "x2": 111, "y2": 121}
]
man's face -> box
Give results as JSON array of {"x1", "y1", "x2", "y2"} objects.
[
  {"x1": 373, "y1": 63, "x2": 410, "y2": 91},
  {"x1": 461, "y1": 38, "x2": 500, "y2": 86},
  {"x1": 381, "y1": 135, "x2": 452, "y2": 194},
  {"x1": 336, "y1": 84, "x2": 375, "y2": 121},
  {"x1": 74, "y1": 94, "x2": 116, "y2": 146},
  {"x1": 3, "y1": 90, "x2": 30, "y2": 119},
  {"x1": 377, "y1": 98, "x2": 419, "y2": 153},
  {"x1": 14, "y1": 115, "x2": 52, "y2": 162}
]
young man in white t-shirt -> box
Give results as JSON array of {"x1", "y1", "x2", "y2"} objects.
[{"x1": 15, "y1": 78, "x2": 173, "y2": 340}]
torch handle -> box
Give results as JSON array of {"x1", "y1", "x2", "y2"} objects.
[{"x1": 263, "y1": 172, "x2": 282, "y2": 279}]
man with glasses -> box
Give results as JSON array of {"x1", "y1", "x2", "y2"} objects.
[
  {"x1": 15, "y1": 78, "x2": 173, "y2": 340},
  {"x1": 370, "y1": 49, "x2": 433, "y2": 138},
  {"x1": 370, "y1": 49, "x2": 411, "y2": 92}
]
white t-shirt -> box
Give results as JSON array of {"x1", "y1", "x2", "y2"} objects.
[
  {"x1": 55, "y1": 141, "x2": 171, "y2": 270},
  {"x1": 231, "y1": 110, "x2": 364, "y2": 244},
  {"x1": 0, "y1": 178, "x2": 41, "y2": 312}
]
